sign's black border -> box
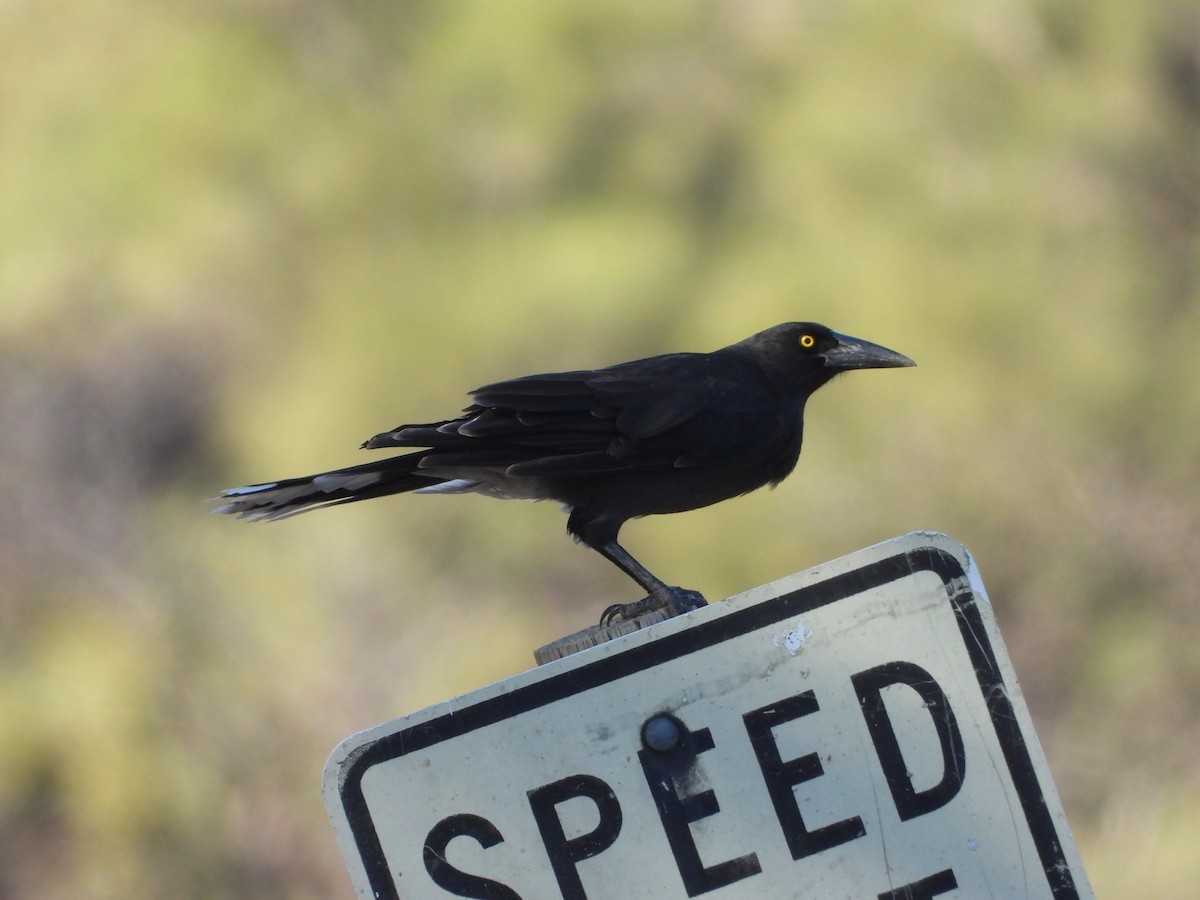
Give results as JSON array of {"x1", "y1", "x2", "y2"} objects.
[{"x1": 335, "y1": 543, "x2": 1081, "y2": 899}]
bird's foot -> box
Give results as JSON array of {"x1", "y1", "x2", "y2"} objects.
[
  {"x1": 598, "y1": 597, "x2": 657, "y2": 625},
  {"x1": 660, "y1": 586, "x2": 707, "y2": 616},
  {"x1": 599, "y1": 586, "x2": 707, "y2": 626}
]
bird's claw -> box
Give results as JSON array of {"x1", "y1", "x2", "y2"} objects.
[
  {"x1": 664, "y1": 587, "x2": 707, "y2": 615},
  {"x1": 598, "y1": 586, "x2": 708, "y2": 626},
  {"x1": 598, "y1": 598, "x2": 654, "y2": 626}
]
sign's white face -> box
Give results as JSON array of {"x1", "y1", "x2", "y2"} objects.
[{"x1": 324, "y1": 533, "x2": 1092, "y2": 900}]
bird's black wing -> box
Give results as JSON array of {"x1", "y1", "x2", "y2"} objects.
[
  {"x1": 578, "y1": 352, "x2": 794, "y2": 473},
  {"x1": 363, "y1": 368, "x2": 619, "y2": 473},
  {"x1": 360, "y1": 351, "x2": 792, "y2": 479}
]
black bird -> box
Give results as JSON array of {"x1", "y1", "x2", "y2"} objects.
[{"x1": 213, "y1": 323, "x2": 913, "y2": 622}]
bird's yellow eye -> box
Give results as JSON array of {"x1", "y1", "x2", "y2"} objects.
[{"x1": 799, "y1": 333, "x2": 816, "y2": 349}]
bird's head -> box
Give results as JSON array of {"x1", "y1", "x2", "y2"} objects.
[{"x1": 740, "y1": 322, "x2": 915, "y2": 394}]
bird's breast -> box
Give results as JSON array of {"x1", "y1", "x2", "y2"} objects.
[{"x1": 550, "y1": 421, "x2": 804, "y2": 520}]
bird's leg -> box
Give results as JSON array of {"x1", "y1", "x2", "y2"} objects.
[{"x1": 594, "y1": 540, "x2": 707, "y2": 625}]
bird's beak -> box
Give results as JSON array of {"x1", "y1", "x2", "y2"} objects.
[{"x1": 822, "y1": 332, "x2": 915, "y2": 370}]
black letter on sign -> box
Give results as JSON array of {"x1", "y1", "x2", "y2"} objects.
[
  {"x1": 878, "y1": 867, "x2": 959, "y2": 899},
  {"x1": 423, "y1": 813, "x2": 521, "y2": 900},
  {"x1": 527, "y1": 774, "x2": 622, "y2": 900},
  {"x1": 638, "y1": 726, "x2": 761, "y2": 896},
  {"x1": 852, "y1": 661, "x2": 966, "y2": 821},
  {"x1": 743, "y1": 691, "x2": 867, "y2": 860}
]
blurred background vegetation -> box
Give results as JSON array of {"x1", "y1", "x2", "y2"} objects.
[{"x1": 2, "y1": 0, "x2": 1198, "y2": 896}]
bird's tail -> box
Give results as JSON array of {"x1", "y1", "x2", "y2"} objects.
[{"x1": 211, "y1": 451, "x2": 436, "y2": 521}]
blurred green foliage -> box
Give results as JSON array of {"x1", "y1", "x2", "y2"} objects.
[{"x1": 2, "y1": 0, "x2": 1199, "y2": 896}]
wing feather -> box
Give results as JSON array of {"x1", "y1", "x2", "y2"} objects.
[{"x1": 361, "y1": 348, "x2": 791, "y2": 478}]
